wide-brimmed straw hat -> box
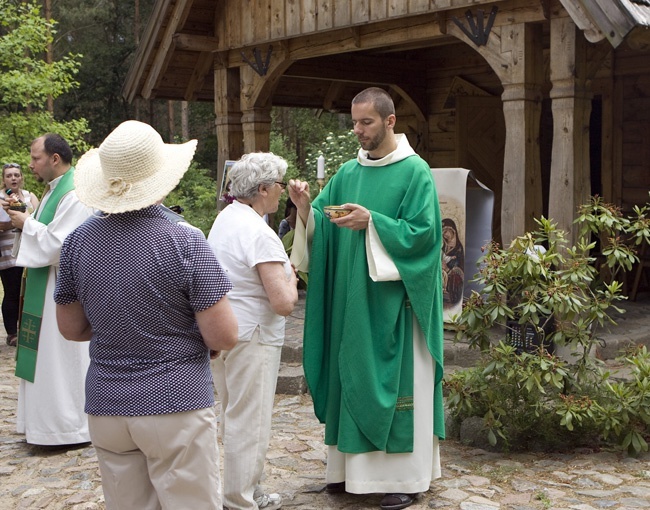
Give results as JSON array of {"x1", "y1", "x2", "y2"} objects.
[{"x1": 75, "y1": 120, "x2": 197, "y2": 213}]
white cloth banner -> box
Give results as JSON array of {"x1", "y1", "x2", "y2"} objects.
[{"x1": 431, "y1": 168, "x2": 494, "y2": 322}]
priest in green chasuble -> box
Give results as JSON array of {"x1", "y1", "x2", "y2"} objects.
[
  {"x1": 6, "y1": 134, "x2": 93, "y2": 446},
  {"x1": 289, "y1": 87, "x2": 444, "y2": 510}
]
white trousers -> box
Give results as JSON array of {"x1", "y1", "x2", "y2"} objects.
[
  {"x1": 89, "y1": 408, "x2": 222, "y2": 510},
  {"x1": 212, "y1": 329, "x2": 282, "y2": 510},
  {"x1": 326, "y1": 318, "x2": 441, "y2": 494}
]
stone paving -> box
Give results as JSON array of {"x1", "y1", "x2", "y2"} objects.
[{"x1": 0, "y1": 296, "x2": 650, "y2": 509}]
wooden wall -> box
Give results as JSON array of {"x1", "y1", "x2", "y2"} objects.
[
  {"x1": 424, "y1": 46, "x2": 502, "y2": 169},
  {"x1": 219, "y1": 0, "x2": 498, "y2": 47},
  {"x1": 593, "y1": 44, "x2": 650, "y2": 212},
  {"x1": 619, "y1": 52, "x2": 650, "y2": 212}
]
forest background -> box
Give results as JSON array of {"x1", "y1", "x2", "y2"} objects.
[{"x1": 0, "y1": 0, "x2": 358, "y2": 233}]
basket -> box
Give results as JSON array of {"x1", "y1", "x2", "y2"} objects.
[{"x1": 506, "y1": 318, "x2": 555, "y2": 354}]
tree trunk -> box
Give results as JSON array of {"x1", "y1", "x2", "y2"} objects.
[
  {"x1": 168, "y1": 101, "x2": 175, "y2": 142},
  {"x1": 181, "y1": 101, "x2": 189, "y2": 140},
  {"x1": 45, "y1": 0, "x2": 53, "y2": 113}
]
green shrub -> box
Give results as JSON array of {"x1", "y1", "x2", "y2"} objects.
[{"x1": 447, "y1": 196, "x2": 650, "y2": 454}]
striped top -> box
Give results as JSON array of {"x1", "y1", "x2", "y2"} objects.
[{"x1": 0, "y1": 190, "x2": 36, "y2": 270}]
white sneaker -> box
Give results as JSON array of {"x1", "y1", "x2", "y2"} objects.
[{"x1": 254, "y1": 492, "x2": 282, "y2": 510}]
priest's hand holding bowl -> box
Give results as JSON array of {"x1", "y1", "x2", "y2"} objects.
[{"x1": 326, "y1": 203, "x2": 370, "y2": 231}]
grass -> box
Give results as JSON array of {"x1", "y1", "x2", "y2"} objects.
[{"x1": 534, "y1": 490, "x2": 552, "y2": 509}]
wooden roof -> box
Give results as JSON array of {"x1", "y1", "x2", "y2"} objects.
[
  {"x1": 123, "y1": 0, "x2": 650, "y2": 104},
  {"x1": 120, "y1": 1, "x2": 499, "y2": 105},
  {"x1": 559, "y1": 0, "x2": 650, "y2": 47}
]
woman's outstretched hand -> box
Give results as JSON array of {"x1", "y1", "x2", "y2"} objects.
[{"x1": 288, "y1": 179, "x2": 311, "y2": 226}]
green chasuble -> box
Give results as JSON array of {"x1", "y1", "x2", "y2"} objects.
[
  {"x1": 303, "y1": 151, "x2": 444, "y2": 454},
  {"x1": 15, "y1": 168, "x2": 76, "y2": 382}
]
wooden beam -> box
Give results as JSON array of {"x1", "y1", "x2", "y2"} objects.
[
  {"x1": 323, "y1": 81, "x2": 345, "y2": 112},
  {"x1": 222, "y1": 12, "x2": 447, "y2": 65},
  {"x1": 184, "y1": 51, "x2": 214, "y2": 101},
  {"x1": 586, "y1": 40, "x2": 613, "y2": 80},
  {"x1": 123, "y1": 0, "x2": 173, "y2": 102},
  {"x1": 283, "y1": 54, "x2": 426, "y2": 85},
  {"x1": 141, "y1": 0, "x2": 195, "y2": 99},
  {"x1": 173, "y1": 33, "x2": 220, "y2": 52}
]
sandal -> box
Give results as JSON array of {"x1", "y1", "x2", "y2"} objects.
[
  {"x1": 254, "y1": 492, "x2": 282, "y2": 510},
  {"x1": 380, "y1": 493, "x2": 418, "y2": 510},
  {"x1": 6, "y1": 335, "x2": 17, "y2": 347}
]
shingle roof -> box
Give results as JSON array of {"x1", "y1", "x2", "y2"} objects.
[
  {"x1": 561, "y1": 0, "x2": 650, "y2": 47},
  {"x1": 625, "y1": 0, "x2": 650, "y2": 22}
]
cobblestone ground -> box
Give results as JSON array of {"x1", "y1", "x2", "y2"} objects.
[{"x1": 1, "y1": 342, "x2": 650, "y2": 509}]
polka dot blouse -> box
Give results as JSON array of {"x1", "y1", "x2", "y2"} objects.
[{"x1": 55, "y1": 206, "x2": 233, "y2": 416}]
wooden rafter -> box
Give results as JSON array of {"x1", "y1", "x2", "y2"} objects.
[
  {"x1": 323, "y1": 82, "x2": 345, "y2": 112},
  {"x1": 173, "y1": 34, "x2": 220, "y2": 52},
  {"x1": 141, "y1": 0, "x2": 195, "y2": 99},
  {"x1": 283, "y1": 54, "x2": 426, "y2": 85},
  {"x1": 184, "y1": 51, "x2": 214, "y2": 101}
]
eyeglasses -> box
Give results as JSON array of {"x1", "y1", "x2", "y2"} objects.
[
  {"x1": 2, "y1": 163, "x2": 20, "y2": 170},
  {"x1": 275, "y1": 181, "x2": 287, "y2": 190}
]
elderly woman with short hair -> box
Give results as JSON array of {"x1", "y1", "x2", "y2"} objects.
[{"x1": 207, "y1": 152, "x2": 298, "y2": 510}]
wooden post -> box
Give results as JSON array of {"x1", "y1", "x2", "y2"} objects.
[
  {"x1": 241, "y1": 105, "x2": 272, "y2": 153},
  {"x1": 215, "y1": 66, "x2": 244, "y2": 207},
  {"x1": 499, "y1": 23, "x2": 544, "y2": 245},
  {"x1": 237, "y1": 53, "x2": 283, "y2": 154},
  {"x1": 548, "y1": 16, "x2": 592, "y2": 245}
]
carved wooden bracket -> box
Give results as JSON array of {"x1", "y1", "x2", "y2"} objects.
[
  {"x1": 451, "y1": 6, "x2": 498, "y2": 47},
  {"x1": 240, "y1": 46, "x2": 273, "y2": 76}
]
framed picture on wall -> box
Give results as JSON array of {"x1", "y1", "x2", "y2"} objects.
[{"x1": 219, "y1": 160, "x2": 237, "y2": 205}]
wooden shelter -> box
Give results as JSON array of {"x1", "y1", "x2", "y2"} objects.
[{"x1": 123, "y1": 0, "x2": 650, "y2": 245}]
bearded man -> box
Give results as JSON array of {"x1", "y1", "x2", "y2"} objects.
[{"x1": 288, "y1": 87, "x2": 444, "y2": 510}]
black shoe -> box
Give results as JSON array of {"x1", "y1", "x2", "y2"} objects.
[
  {"x1": 380, "y1": 493, "x2": 417, "y2": 510},
  {"x1": 31, "y1": 441, "x2": 92, "y2": 452},
  {"x1": 326, "y1": 481, "x2": 346, "y2": 494}
]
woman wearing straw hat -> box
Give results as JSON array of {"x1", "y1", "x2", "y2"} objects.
[
  {"x1": 54, "y1": 120, "x2": 238, "y2": 509},
  {"x1": 207, "y1": 152, "x2": 299, "y2": 510}
]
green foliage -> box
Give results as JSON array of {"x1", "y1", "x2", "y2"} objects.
[
  {"x1": 0, "y1": 0, "x2": 90, "y2": 193},
  {"x1": 271, "y1": 107, "x2": 353, "y2": 195},
  {"x1": 269, "y1": 108, "x2": 355, "y2": 227},
  {"x1": 588, "y1": 345, "x2": 650, "y2": 455},
  {"x1": 448, "y1": 196, "x2": 650, "y2": 454},
  {"x1": 51, "y1": 0, "x2": 155, "y2": 146},
  {"x1": 0, "y1": 1, "x2": 81, "y2": 107},
  {"x1": 446, "y1": 342, "x2": 601, "y2": 451},
  {"x1": 446, "y1": 343, "x2": 650, "y2": 454},
  {"x1": 165, "y1": 163, "x2": 218, "y2": 235},
  {"x1": 270, "y1": 130, "x2": 300, "y2": 227},
  {"x1": 305, "y1": 130, "x2": 358, "y2": 182}
]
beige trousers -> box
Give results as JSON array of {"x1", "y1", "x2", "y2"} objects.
[
  {"x1": 212, "y1": 329, "x2": 282, "y2": 510},
  {"x1": 89, "y1": 407, "x2": 222, "y2": 510}
]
